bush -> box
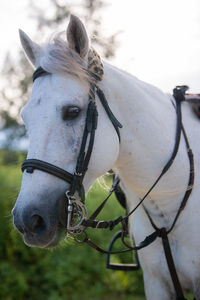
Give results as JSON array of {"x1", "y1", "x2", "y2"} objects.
[
  {"x1": 0, "y1": 149, "x2": 26, "y2": 166},
  {"x1": 0, "y1": 151, "x2": 145, "y2": 300}
]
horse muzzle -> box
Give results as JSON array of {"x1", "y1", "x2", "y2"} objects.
[{"x1": 12, "y1": 192, "x2": 67, "y2": 248}]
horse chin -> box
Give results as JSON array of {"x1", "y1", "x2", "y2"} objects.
[{"x1": 22, "y1": 225, "x2": 66, "y2": 249}]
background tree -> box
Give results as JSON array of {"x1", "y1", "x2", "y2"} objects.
[{"x1": 0, "y1": 0, "x2": 119, "y2": 149}]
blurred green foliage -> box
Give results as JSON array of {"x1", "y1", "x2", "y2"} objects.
[
  {"x1": 0, "y1": 149, "x2": 26, "y2": 166},
  {"x1": 0, "y1": 150, "x2": 145, "y2": 300}
]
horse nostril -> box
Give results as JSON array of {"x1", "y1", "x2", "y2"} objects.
[
  {"x1": 22, "y1": 208, "x2": 47, "y2": 235},
  {"x1": 29, "y1": 214, "x2": 46, "y2": 234}
]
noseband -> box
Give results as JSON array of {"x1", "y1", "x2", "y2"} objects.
[{"x1": 21, "y1": 51, "x2": 123, "y2": 232}]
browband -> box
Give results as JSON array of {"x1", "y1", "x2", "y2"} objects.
[
  {"x1": 33, "y1": 67, "x2": 48, "y2": 82},
  {"x1": 33, "y1": 48, "x2": 104, "y2": 82}
]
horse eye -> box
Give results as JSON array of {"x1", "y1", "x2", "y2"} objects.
[{"x1": 62, "y1": 106, "x2": 81, "y2": 120}]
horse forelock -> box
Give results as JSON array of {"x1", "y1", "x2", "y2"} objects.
[{"x1": 39, "y1": 32, "x2": 93, "y2": 85}]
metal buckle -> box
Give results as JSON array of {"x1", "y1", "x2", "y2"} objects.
[
  {"x1": 65, "y1": 190, "x2": 76, "y2": 201},
  {"x1": 95, "y1": 221, "x2": 105, "y2": 228},
  {"x1": 65, "y1": 190, "x2": 87, "y2": 235}
]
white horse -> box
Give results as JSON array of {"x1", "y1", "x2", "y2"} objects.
[{"x1": 12, "y1": 15, "x2": 200, "y2": 299}]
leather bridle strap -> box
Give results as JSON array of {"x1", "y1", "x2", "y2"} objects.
[
  {"x1": 67, "y1": 85, "x2": 98, "y2": 198},
  {"x1": 32, "y1": 66, "x2": 50, "y2": 81},
  {"x1": 159, "y1": 228, "x2": 187, "y2": 300},
  {"x1": 96, "y1": 87, "x2": 122, "y2": 141},
  {"x1": 22, "y1": 159, "x2": 73, "y2": 184}
]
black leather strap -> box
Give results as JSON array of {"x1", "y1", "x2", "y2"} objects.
[
  {"x1": 96, "y1": 86, "x2": 122, "y2": 141},
  {"x1": 33, "y1": 67, "x2": 49, "y2": 82},
  {"x1": 81, "y1": 227, "x2": 162, "y2": 255},
  {"x1": 159, "y1": 228, "x2": 187, "y2": 300},
  {"x1": 68, "y1": 94, "x2": 98, "y2": 197},
  {"x1": 22, "y1": 159, "x2": 73, "y2": 184}
]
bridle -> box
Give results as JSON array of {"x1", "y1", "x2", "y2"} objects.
[
  {"x1": 21, "y1": 51, "x2": 195, "y2": 300},
  {"x1": 21, "y1": 51, "x2": 123, "y2": 233}
]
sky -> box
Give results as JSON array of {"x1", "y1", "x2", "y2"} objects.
[{"x1": 1, "y1": 0, "x2": 200, "y2": 94}]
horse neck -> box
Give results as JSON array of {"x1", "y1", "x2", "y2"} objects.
[{"x1": 100, "y1": 62, "x2": 190, "y2": 226}]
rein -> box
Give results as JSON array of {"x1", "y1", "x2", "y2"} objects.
[{"x1": 21, "y1": 51, "x2": 195, "y2": 299}]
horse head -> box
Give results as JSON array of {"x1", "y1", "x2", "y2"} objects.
[{"x1": 12, "y1": 15, "x2": 120, "y2": 248}]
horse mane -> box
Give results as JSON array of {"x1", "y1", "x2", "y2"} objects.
[{"x1": 39, "y1": 32, "x2": 92, "y2": 85}]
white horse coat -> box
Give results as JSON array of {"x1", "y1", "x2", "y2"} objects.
[{"x1": 12, "y1": 15, "x2": 200, "y2": 299}]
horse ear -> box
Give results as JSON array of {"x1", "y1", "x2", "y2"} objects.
[
  {"x1": 19, "y1": 29, "x2": 41, "y2": 66},
  {"x1": 67, "y1": 15, "x2": 89, "y2": 58}
]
